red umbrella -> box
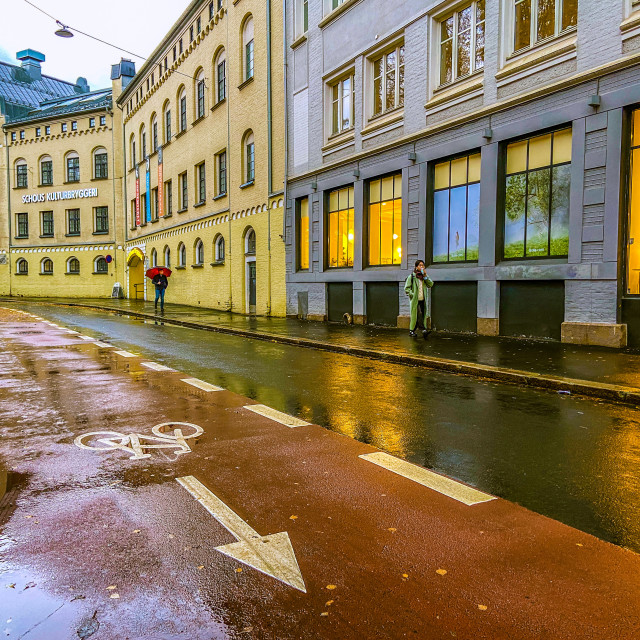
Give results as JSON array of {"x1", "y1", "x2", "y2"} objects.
[{"x1": 146, "y1": 267, "x2": 172, "y2": 278}]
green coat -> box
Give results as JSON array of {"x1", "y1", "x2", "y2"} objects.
[{"x1": 404, "y1": 272, "x2": 433, "y2": 329}]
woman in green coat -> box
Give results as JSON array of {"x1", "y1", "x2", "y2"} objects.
[{"x1": 404, "y1": 260, "x2": 433, "y2": 338}]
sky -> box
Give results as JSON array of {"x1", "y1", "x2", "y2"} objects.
[{"x1": 1, "y1": 0, "x2": 188, "y2": 90}]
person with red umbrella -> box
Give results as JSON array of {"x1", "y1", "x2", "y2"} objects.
[{"x1": 146, "y1": 267, "x2": 172, "y2": 312}]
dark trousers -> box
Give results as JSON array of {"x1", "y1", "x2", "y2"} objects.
[
  {"x1": 154, "y1": 287, "x2": 165, "y2": 309},
  {"x1": 411, "y1": 299, "x2": 426, "y2": 331}
]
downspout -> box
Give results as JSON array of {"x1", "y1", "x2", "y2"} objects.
[
  {"x1": 109, "y1": 106, "x2": 118, "y2": 280},
  {"x1": 4, "y1": 128, "x2": 12, "y2": 296},
  {"x1": 282, "y1": 0, "x2": 289, "y2": 241},
  {"x1": 266, "y1": 0, "x2": 273, "y2": 315},
  {"x1": 225, "y1": 4, "x2": 233, "y2": 311},
  {"x1": 116, "y1": 99, "x2": 129, "y2": 297}
]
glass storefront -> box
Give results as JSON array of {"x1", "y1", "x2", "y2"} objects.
[{"x1": 627, "y1": 110, "x2": 640, "y2": 295}]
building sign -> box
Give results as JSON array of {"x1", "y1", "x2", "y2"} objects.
[
  {"x1": 22, "y1": 188, "x2": 99, "y2": 204},
  {"x1": 145, "y1": 157, "x2": 151, "y2": 223},
  {"x1": 158, "y1": 147, "x2": 164, "y2": 219},
  {"x1": 135, "y1": 166, "x2": 140, "y2": 227}
]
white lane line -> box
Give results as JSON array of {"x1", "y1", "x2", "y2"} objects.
[
  {"x1": 78, "y1": 335, "x2": 96, "y2": 341},
  {"x1": 359, "y1": 452, "x2": 497, "y2": 507},
  {"x1": 93, "y1": 341, "x2": 115, "y2": 348},
  {"x1": 114, "y1": 350, "x2": 137, "y2": 358},
  {"x1": 141, "y1": 361, "x2": 175, "y2": 372},
  {"x1": 177, "y1": 476, "x2": 306, "y2": 592},
  {"x1": 243, "y1": 404, "x2": 310, "y2": 428},
  {"x1": 65, "y1": 330, "x2": 80, "y2": 334},
  {"x1": 182, "y1": 378, "x2": 224, "y2": 392}
]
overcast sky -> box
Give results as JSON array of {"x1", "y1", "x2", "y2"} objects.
[{"x1": 1, "y1": 0, "x2": 186, "y2": 90}]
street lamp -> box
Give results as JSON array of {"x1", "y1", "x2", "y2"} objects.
[{"x1": 55, "y1": 21, "x2": 73, "y2": 38}]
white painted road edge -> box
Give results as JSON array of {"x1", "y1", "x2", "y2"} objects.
[
  {"x1": 181, "y1": 378, "x2": 224, "y2": 392},
  {"x1": 359, "y1": 452, "x2": 497, "y2": 506},
  {"x1": 244, "y1": 404, "x2": 310, "y2": 428},
  {"x1": 141, "y1": 361, "x2": 176, "y2": 372},
  {"x1": 114, "y1": 350, "x2": 137, "y2": 358}
]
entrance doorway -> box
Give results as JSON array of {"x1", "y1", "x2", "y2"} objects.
[
  {"x1": 247, "y1": 261, "x2": 257, "y2": 314},
  {"x1": 127, "y1": 249, "x2": 145, "y2": 300},
  {"x1": 244, "y1": 228, "x2": 256, "y2": 314}
]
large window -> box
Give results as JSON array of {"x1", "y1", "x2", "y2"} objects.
[
  {"x1": 41, "y1": 211, "x2": 54, "y2": 237},
  {"x1": 66, "y1": 153, "x2": 80, "y2": 182},
  {"x1": 433, "y1": 153, "x2": 481, "y2": 262},
  {"x1": 42, "y1": 258, "x2": 53, "y2": 274},
  {"x1": 373, "y1": 44, "x2": 405, "y2": 117},
  {"x1": 440, "y1": 1, "x2": 484, "y2": 86},
  {"x1": 180, "y1": 172, "x2": 188, "y2": 210},
  {"x1": 368, "y1": 174, "x2": 402, "y2": 266},
  {"x1": 152, "y1": 117, "x2": 158, "y2": 152},
  {"x1": 95, "y1": 206, "x2": 109, "y2": 233},
  {"x1": 197, "y1": 162, "x2": 206, "y2": 203},
  {"x1": 244, "y1": 132, "x2": 255, "y2": 183},
  {"x1": 328, "y1": 187, "x2": 354, "y2": 268},
  {"x1": 165, "y1": 179, "x2": 173, "y2": 215},
  {"x1": 330, "y1": 75, "x2": 354, "y2": 136},
  {"x1": 16, "y1": 161, "x2": 28, "y2": 188},
  {"x1": 215, "y1": 235, "x2": 225, "y2": 262},
  {"x1": 164, "y1": 104, "x2": 172, "y2": 142},
  {"x1": 195, "y1": 239, "x2": 204, "y2": 265},
  {"x1": 67, "y1": 208, "x2": 81, "y2": 235},
  {"x1": 196, "y1": 71, "x2": 206, "y2": 118},
  {"x1": 243, "y1": 17, "x2": 254, "y2": 81},
  {"x1": 95, "y1": 256, "x2": 108, "y2": 273},
  {"x1": 295, "y1": 0, "x2": 309, "y2": 37},
  {"x1": 513, "y1": 0, "x2": 577, "y2": 53},
  {"x1": 16, "y1": 213, "x2": 28, "y2": 238},
  {"x1": 67, "y1": 257, "x2": 80, "y2": 274},
  {"x1": 627, "y1": 109, "x2": 640, "y2": 294},
  {"x1": 217, "y1": 150, "x2": 227, "y2": 195},
  {"x1": 180, "y1": 89, "x2": 187, "y2": 132},
  {"x1": 503, "y1": 128, "x2": 572, "y2": 259},
  {"x1": 17, "y1": 259, "x2": 28, "y2": 275},
  {"x1": 298, "y1": 197, "x2": 310, "y2": 270},
  {"x1": 216, "y1": 50, "x2": 226, "y2": 102},
  {"x1": 40, "y1": 157, "x2": 53, "y2": 185},
  {"x1": 94, "y1": 149, "x2": 108, "y2": 179}
]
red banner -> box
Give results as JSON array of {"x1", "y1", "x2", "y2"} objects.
[
  {"x1": 158, "y1": 148, "x2": 164, "y2": 218},
  {"x1": 135, "y1": 167, "x2": 140, "y2": 226}
]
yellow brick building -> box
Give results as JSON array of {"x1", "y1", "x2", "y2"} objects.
[
  {"x1": 0, "y1": 58, "x2": 132, "y2": 298},
  {"x1": 118, "y1": 0, "x2": 286, "y2": 316}
]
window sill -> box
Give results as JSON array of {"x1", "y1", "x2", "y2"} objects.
[
  {"x1": 194, "y1": 201, "x2": 206, "y2": 208},
  {"x1": 164, "y1": 212, "x2": 173, "y2": 218},
  {"x1": 621, "y1": 10, "x2": 640, "y2": 38},
  {"x1": 149, "y1": 150, "x2": 158, "y2": 159},
  {"x1": 92, "y1": 271, "x2": 109, "y2": 275},
  {"x1": 40, "y1": 273, "x2": 54, "y2": 276},
  {"x1": 38, "y1": 183, "x2": 53, "y2": 188},
  {"x1": 151, "y1": 218, "x2": 160, "y2": 223},
  {"x1": 213, "y1": 192, "x2": 227, "y2": 201},
  {"x1": 14, "y1": 236, "x2": 29, "y2": 240},
  {"x1": 362, "y1": 110, "x2": 404, "y2": 138},
  {"x1": 175, "y1": 130, "x2": 187, "y2": 139},
  {"x1": 93, "y1": 231, "x2": 109, "y2": 235},
  {"x1": 64, "y1": 180, "x2": 81, "y2": 185},
  {"x1": 175, "y1": 265, "x2": 186, "y2": 270},
  {"x1": 163, "y1": 139, "x2": 171, "y2": 148},
  {"x1": 15, "y1": 273, "x2": 28, "y2": 276},
  {"x1": 39, "y1": 235, "x2": 54, "y2": 239},
  {"x1": 238, "y1": 76, "x2": 254, "y2": 91},
  {"x1": 191, "y1": 264, "x2": 204, "y2": 269},
  {"x1": 318, "y1": 0, "x2": 360, "y2": 28},
  {"x1": 322, "y1": 129, "x2": 355, "y2": 153},
  {"x1": 290, "y1": 34, "x2": 307, "y2": 50},
  {"x1": 211, "y1": 98, "x2": 226, "y2": 113},
  {"x1": 497, "y1": 32, "x2": 577, "y2": 87},
  {"x1": 240, "y1": 180, "x2": 255, "y2": 189},
  {"x1": 13, "y1": 186, "x2": 28, "y2": 190},
  {"x1": 177, "y1": 207, "x2": 188, "y2": 214},
  {"x1": 426, "y1": 73, "x2": 484, "y2": 112},
  {"x1": 192, "y1": 115, "x2": 206, "y2": 127},
  {"x1": 65, "y1": 233, "x2": 81, "y2": 237},
  {"x1": 91, "y1": 176, "x2": 109, "y2": 181},
  {"x1": 65, "y1": 272, "x2": 80, "y2": 276},
  {"x1": 211, "y1": 260, "x2": 225, "y2": 266}
]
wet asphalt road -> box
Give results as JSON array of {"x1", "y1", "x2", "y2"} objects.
[{"x1": 4, "y1": 302, "x2": 640, "y2": 554}]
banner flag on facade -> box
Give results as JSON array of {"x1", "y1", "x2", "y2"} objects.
[
  {"x1": 158, "y1": 147, "x2": 164, "y2": 218},
  {"x1": 145, "y1": 157, "x2": 151, "y2": 223},
  {"x1": 135, "y1": 166, "x2": 140, "y2": 227}
]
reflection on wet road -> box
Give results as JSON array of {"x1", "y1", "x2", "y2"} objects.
[{"x1": 7, "y1": 303, "x2": 640, "y2": 553}]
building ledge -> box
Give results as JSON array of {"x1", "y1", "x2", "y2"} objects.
[
  {"x1": 238, "y1": 75, "x2": 254, "y2": 91},
  {"x1": 213, "y1": 192, "x2": 227, "y2": 201},
  {"x1": 191, "y1": 264, "x2": 204, "y2": 268},
  {"x1": 175, "y1": 265, "x2": 186, "y2": 270},
  {"x1": 93, "y1": 231, "x2": 109, "y2": 235},
  {"x1": 362, "y1": 110, "x2": 404, "y2": 138},
  {"x1": 192, "y1": 115, "x2": 206, "y2": 127},
  {"x1": 240, "y1": 180, "x2": 255, "y2": 189},
  {"x1": 290, "y1": 34, "x2": 307, "y2": 50},
  {"x1": 175, "y1": 129, "x2": 187, "y2": 139},
  {"x1": 322, "y1": 129, "x2": 355, "y2": 153},
  {"x1": 194, "y1": 200, "x2": 206, "y2": 208},
  {"x1": 426, "y1": 72, "x2": 484, "y2": 112},
  {"x1": 211, "y1": 98, "x2": 226, "y2": 113},
  {"x1": 177, "y1": 207, "x2": 188, "y2": 214},
  {"x1": 318, "y1": 0, "x2": 361, "y2": 28},
  {"x1": 210, "y1": 261, "x2": 225, "y2": 267}
]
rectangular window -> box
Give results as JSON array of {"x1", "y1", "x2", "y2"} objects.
[
  {"x1": 513, "y1": 0, "x2": 577, "y2": 53},
  {"x1": 246, "y1": 40, "x2": 254, "y2": 80},
  {"x1": 165, "y1": 179, "x2": 173, "y2": 215},
  {"x1": 331, "y1": 74, "x2": 354, "y2": 135},
  {"x1": 45, "y1": 126, "x2": 51, "y2": 135},
  {"x1": 140, "y1": 193, "x2": 147, "y2": 224},
  {"x1": 197, "y1": 79, "x2": 205, "y2": 118},
  {"x1": 153, "y1": 121, "x2": 158, "y2": 151},
  {"x1": 173, "y1": 45, "x2": 177, "y2": 61},
  {"x1": 209, "y1": 1, "x2": 214, "y2": 19},
  {"x1": 298, "y1": 197, "x2": 310, "y2": 270},
  {"x1": 503, "y1": 128, "x2": 572, "y2": 259},
  {"x1": 373, "y1": 44, "x2": 405, "y2": 117},
  {"x1": 197, "y1": 163, "x2": 206, "y2": 203},
  {"x1": 152, "y1": 188, "x2": 159, "y2": 220},
  {"x1": 440, "y1": 1, "x2": 484, "y2": 86},
  {"x1": 190, "y1": 26, "x2": 194, "y2": 41},
  {"x1": 368, "y1": 174, "x2": 402, "y2": 266},
  {"x1": 94, "y1": 152, "x2": 108, "y2": 179},
  {"x1": 16, "y1": 213, "x2": 28, "y2": 238},
  {"x1": 626, "y1": 109, "x2": 640, "y2": 294},
  {"x1": 180, "y1": 172, "x2": 188, "y2": 210},
  {"x1": 142, "y1": 132, "x2": 147, "y2": 158},
  {"x1": 197, "y1": 17, "x2": 201, "y2": 32},
  {"x1": 16, "y1": 164, "x2": 28, "y2": 188},
  {"x1": 246, "y1": 142, "x2": 255, "y2": 182},
  {"x1": 131, "y1": 199, "x2": 136, "y2": 229},
  {"x1": 67, "y1": 157, "x2": 80, "y2": 182},
  {"x1": 36, "y1": 127, "x2": 41, "y2": 137},
  {"x1": 217, "y1": 60, "x2": 226, "y2": 102},
  {"x1": 67, "y1": 209, "x2": 81, "y2": 235},
  {"x1": 332, "y1": 0, "x2": 345, "y2": 9},
  {"x1": 151, "y1": 73, "x2": 155, "y2": 85},
  {"x1": 179, "y1": 39, "x2": 183, "y2": 54},
  {"x1": 180, "y1": 96, "x2": 187, "y2": 131},
  {"x1": 11, "y1": 132, "x2": 16, "y2": 142},
  {"x1": 41, "y1": 160, "x2": 53, "y2": 186},
  {"x1": 100, "y1": 116, "x2": 106, "y2": 126},
  {"x1": 328, "y1": 186, "x2": 355, "y2": 268},
  {"x1": 166, "y1": 109, "x2": 172, "y2": 141},
  {"x1": 20, "y1": 130, "x2": 25, "y2": 140},
  {"x1": 89, "y1": 118, "x2": 95, "y2": 128},
  {"x1": 217, "y1": 151, "x2": 227, "y2": 195},
  {"x1": 432, "y1": 153, "x2": 481, "y2": 263},
  {"x1": 71, "y1": 121, "x2": 77, "y2": 131},
  {"x1": 41, "y1": 211, "x2": 54, "y2": 237},
  {"x1": 95, "y1": 206, "x2": 109, "y2": 232}
]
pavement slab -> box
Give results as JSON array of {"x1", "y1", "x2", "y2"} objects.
[{"x1": 1, "y1": 309, "x2": 639, "y2": 639}]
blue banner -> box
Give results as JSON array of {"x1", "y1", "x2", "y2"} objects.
[{"x1": 145, "y1": 157, "x2": 151, "y2": 223}]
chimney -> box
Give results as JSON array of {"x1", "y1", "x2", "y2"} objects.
[
  {"x1": 111, "y1": 59, "x2": 136, "y2": 90},
  {"x1": 75, "y1": 77, "x2": 90, "y2": 94},
  {"x1": 16, "y1": 49, "x2": 45, "y2": 81}
]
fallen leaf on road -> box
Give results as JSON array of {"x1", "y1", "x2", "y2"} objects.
[
  {"x1": 168, "y1": 534, "x2": 175, "y2": 539},
  {"x1": 326, "y1": 584, "x2": 337, "y2": 590},
  {"x1": 6, "y1": 584, "x2": 15, "y2": 589},
  {"x1": 241, "y1": 627, "x2": 253, "y2": 633},
  {"x1": 325, "y1": 600, "x2": 334, "y2": 606},
  {"x1": 289, "y1": 515, "x2": 298, "y2": 520},
  {"x1": 235, "y1": 568, "x2": 242, "y2": 573},
  {"x1": 320, "y1": 612, "x2": 329, "y2": 617},
  {"x1": 388, "y1": 528, "x2": 397, "y2": 533},
  {"x1": 133, "y1": 530, "x2": 141, "y2": 534},
  {"x1": 24, "y1": 515, "x2": 33, "y2": 519},
  {"x1": 197, "y1": 566, "x2": 204, "y2": 570},
  {"x1": 436, "y1": 569, "x2": 448, "y2": 576},
  {"x1": 106, "y1": 586, "x2": 117, "y2": 591},
  {"x1": 576, "y1": 543, "x2": 583, "y2": 547},
  {"x1": 77, "y1": 610, "x2": 100, "y2": 639},
  {"x1": 477, "y1": 605, "x2": 487, "y2": 611},
  {"x1": 109, "y1": 593, "x2": 120, "y2": 599}
]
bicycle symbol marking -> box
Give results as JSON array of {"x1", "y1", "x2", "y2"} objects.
[{"x1": 74, "y1": 422, "x2": 204, "y2": 460}]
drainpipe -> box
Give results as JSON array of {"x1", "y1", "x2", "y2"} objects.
[
  {"x1": 282, "y1": 0, "x2": 289, "y2": 242},
  {"x1": 266, "y1": 0, "x2": 273, "y2": 315},
  {"x1": 225, "y1": 5, "x2": 233, "y2": 311},
  {"x1": 109, "y1": 106, "x2": 118, "y2": 280},
  {"x1": 4, "y1": 128, "x2": 11, "y2": 296}
]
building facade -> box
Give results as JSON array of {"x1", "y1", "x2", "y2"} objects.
[
  {"x1": 284, "y1": 0, "x2": 640, "y2": 347},
  {"x1": 117, "y1": 0, "x2": 286, "y2": 316},
  {"x1": 0, "y1": 52, "x2": 131, "y2": 298}
]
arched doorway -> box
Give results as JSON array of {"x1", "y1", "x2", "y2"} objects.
[{"x1": 127, "y1": 248, "x2": 145, "y2": 300}]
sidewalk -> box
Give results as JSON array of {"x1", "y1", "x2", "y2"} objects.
[{"x1": 3, "y1": 296, "x2": 640, "y2": 402}]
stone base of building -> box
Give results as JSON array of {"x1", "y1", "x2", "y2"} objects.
[
  {"x1": 353, "y1": 314, "x2": 366, "y2": 325},
  {"x1": 307, "y1": 313, "x2": 327, "y2": 322},
  {"x1": 397, "y1": 315, "x2": 410, "y2": 329},
  {"x1": 477, "y1": 318, "x2": 499, "y2": 336},
  {"x1": 561, "y1": 322, "x2": 627, "y2": 348}
]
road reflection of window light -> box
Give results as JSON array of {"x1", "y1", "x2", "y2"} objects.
[
  {"x1": 348, "y1": 233, "x2": 354, "y2": 241},
  {"x1": 393, "y1": 234, "x2": 398, "y2": 239}
]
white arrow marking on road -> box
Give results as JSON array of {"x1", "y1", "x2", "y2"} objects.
[{"x1": 176, "y1": 476, "x2": 306, "y2": 593}]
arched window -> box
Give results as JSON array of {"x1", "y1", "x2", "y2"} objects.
[
  {"x1": 194, "y1": 239, "x2": 204, "y2": 265},
  {"x1": 40, "y1": 155, "x2": 53, "y2": 186},
  {"x1": 16, "y1": 258, "x2": 28, "y2": 275},
  {"x1": 242, "y1": 16, "x2": 254, "y2": 81},
  {"x1": 151, "y1": 114, "x2": 158, "y2": 153},
  {"x1": 140, "y1": 125, "x2": 147, "y2": 159},
  {"x1": 93, "y1": 147, "x2": 108, "y2": 179},
  {"x1": 214, "y1": 48, "x2": 226, "y2": 103},
  {"x1": 15, "y1": 159, "x2": 28, "y2": 188},
  {"x1": 214, "y1": 234, "x2": 225, "y2": 262},
  {"x1": 243, "y1": 130, "x2": 255, "y2": 183},
  {"x1": 65, "y1": 151, "x2": 79, "y2": 182},
  {"x1": 195, "y1": 69, "x2": 205, "y2": 119},
  {"x1": 94, "y1": 256, "x2": 108, "y2": 273},
  {"x1": 164, "y1": 245, "x2": 171, "y2": 268},
  {"x1": 130, "y1": 134, "x2": 137, "y2": 167},
  {"x1": 41, "y1": 258, "x2": 53, "y2": 274},
  {"x1": 67, "y1": 257, "x2": 80, "y2": 274},
  {"x1": 178, "y1": 86, "x2": 187, "y2": 132},
  {"x1": 245, "y1": 228, "x2": 256, "y2": 255},
  {"x1": 163, "y1": 101, "x2": 172, "y2": 142},
  {"x1": 178, "y1": 242, "x2": 186, "y2": 266},
  {"x1": 151, "y1": 248, "x2": 158, "y2": 267}
]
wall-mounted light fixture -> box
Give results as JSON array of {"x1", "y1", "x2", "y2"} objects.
[
  {"x1": 483, "y1": 128, "x2": 493, "y2": 140},
  {"x1": 408, "y1": 152, "x2": 417, "y2": 162},
  {"x1": 353, "y1": 169, "x2": 360, "y2": 179},
  {"x1": 588, "y1": 95, "x2": 601, "y2": 108}
]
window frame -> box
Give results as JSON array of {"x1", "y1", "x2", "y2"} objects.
[
  {"x1": 179, "y1": 172, "x2": 188, "y2": 210},
  {"x1": 214, "y1": 234, "x2": 225, "y2": 262},
  {"x1": 66, "y1": 153, "x2": 80, "y2": 182},
  {"x1": 328, "y1": 72, "x2": 355, "y2": 138},
  {"x1": 95, "y1": 256, "x2": 108, "y2": 273},
  {"x1": 67, "y1": 208, "x2": 81, "y2": 236},
  {"x1": 95, "y1": 206, "x2": 109, "y2": 233},
  {"x1": 16, "y1": 161, "x2": 28, "y2": 188},
  {"x1": 94, "y1": 150, "x2": 108, "y2": 179},
  {"x1": 16, "y1": 212, "x2": 29, "y2": 238},
  {"x1": 216, "y1": 150, "x2": 227, "y2": 196},
  {"x1": 41, "y1": 210, "x2": 54, "y2": 237},
  {"x1": 366, "y1": 172, "x2": 403, "y2": 267},
  {"x1": 326, "y1": 186, "x2": 355, "y2": 269},
  {"x1": 370, "y1": 42, "x2": 406, "y2": 119},
  {"x1": 297, "y1": 196, "x2": 310, "y2": 271},
  {"x1": 40, "y1": 158, "x2": 53, "y2": 186},
  {"x1": 16, "y1": 258, "x2": 28, "y2": 275},
  {"x1": 67, "y1": 257, "x2": 80, "y2": 274},
  {"x1": 41, "y1": 258, "x2": 54, "y2": 275}
]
